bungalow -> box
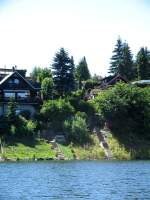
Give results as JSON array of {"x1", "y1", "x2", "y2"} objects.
[
  {"x1": 84, "y1": 74, "x2": 128, "y2": 100},
  {"x1": 0, "y1": 67, "x2": 41, "y2": 117},
  {"x1": 100, "y1": 74, "x2": 128, "y2": 90}
]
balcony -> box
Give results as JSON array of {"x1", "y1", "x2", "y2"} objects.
[{"x1": 0, "y1": 96, "x2": 42, "y2": 104}]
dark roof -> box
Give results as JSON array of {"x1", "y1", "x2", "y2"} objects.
[
  {"x1": 100, "y1": 74, "x2": 128, "y2": 89},
  {"x1": 0, "y1": 70, "x2": 41, "y2": 90},
  {"x1": 28, "y1": 80, "x2": 41, "y2": 89}
]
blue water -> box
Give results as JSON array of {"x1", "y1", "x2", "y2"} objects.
[{"x1": 0, "y1": 160, "x2": 150, "y2": 200}]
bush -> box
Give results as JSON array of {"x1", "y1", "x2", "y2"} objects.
[
  {"x1": 40, "y1": 98, "x2": 74, "y2": 131},
  {"x1": 95, "y1": 83, "x2": 150, "y2": 140},
  {"x1": 64, "y1": 115, "x2": 90, "y2": 145},
  {"x1": 83, "y1": 79, "x2": 97, "y2": 90},
  {"x1": 9, "y1": 116, "x2": 37, "y2": 137}
]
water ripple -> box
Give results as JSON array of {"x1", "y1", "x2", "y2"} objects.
[{"x1": 0, "y1": 160, "x2": 150, "y2": 200}]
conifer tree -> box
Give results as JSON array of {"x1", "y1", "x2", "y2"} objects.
[
  {"x1": 120, "y1": 43, "x2": 135, "y2": 80},
  {"x1": 76, "y1": 57, "x2": 91, "y2": 88},
  {"x1": 52, "y1": 48, "x2": 75, "y2": 96},
  {"x1": 109, "y1": 37, "x2": 123, "y2": 74},
  {"x1": 136, "y1": 47, "x2": 150, "y2": 80},
  {"x1": 109, "y1": 38, "x2": 136, "y2": 80}
]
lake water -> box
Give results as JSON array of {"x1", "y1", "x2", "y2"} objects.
[{"x1": 0, "y1": 160, "x2": 150, "y2": 200}]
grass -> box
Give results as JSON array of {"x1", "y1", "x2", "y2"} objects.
[
  {"x1": 107, "y1": 133, "x2": 131, "y2": 160},
  {"x1": 57, "y1": 134, "x2": 105, "y2": 160},
  {"x1": 0, "y1": 134, "x2": 105, "y2": 161},
  {"x1": 0, "y1": 139, "x2": 56, "y2": 160},
  {"x1": 58, "y1": 144, "x2": 74, "y2": 160},
  {"x1": 1, "y1": 133, "x2": 137, "y2": 161},
  {"x1": 72, "y1": 134, "x2": 105, "y2": 160}
]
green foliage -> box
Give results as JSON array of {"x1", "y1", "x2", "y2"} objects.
[
  {"x1": 0, "y1": 139, "x2": 56, "y2": 160},
  {"x1": 136, "y1": 47, "x2": 150, "y2": 80},
  {"x1": 72, "y1": 134, "x2": 105, "y2": 159},
  {"x1": 40, "y1": 98, "x2": 74, "y2": 131},
  {"x1": 76, "y1": 56, "x2": 91, "y2": 89},
  {"x1": 41, "y1": 77, "x2": 54, "y2": 100},
  {"x1": 121, "y1": 43, "x2": 135, "y2": 80},
  {"x1": 109, "y1": 37, "x2": 123, "y2": 74},
  {"x1": 95, "y1": 83, "x2": 150, "y2": 138},
  {"x1": 9, "y1": 116, "x2": 37, "y2": 137},
  {"x1": 6, "y1": 99, "x2": 17, "y2": 121},
  {"x1": 76, "y1": 111, "x2": 88, "y2": 121},
  {"x1": 109, "y1": 37, "x2": 135, "y2": 80},
  {"x1": 64, "y1": 115, "x2": 90, "y2": 145},
  {"x1": 67, "y1": 90, "x2": 103, "y2": 130},
  {"x1": 52, "y1": 48, "x2": 76, "y2": 96},
  {"x1": 26, "y1": 120, "x2": 37, "y2": 134},
  {"x1": 83, "y1": 79, "x2": 98, "y2": 90},
  {"x1": 58, "y1": 144, "x2": 74, "y2": 160},
  {"x1": 31, "y1": 67, "x2": 52, "y2": 83},
  {"x1": 107, "y1": 133, "x2": 131, "y2": 160}
]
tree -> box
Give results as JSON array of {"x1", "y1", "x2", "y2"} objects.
[
  {"x1": 52, "y1": 48, "x2": 76, "y2": 96},
  {"x1": 64, "y1": 114, "x2": 90, "y2": 145},
  {"x1": 121, "y1": 43, "x2": 135, "y2": 80},
  {"x1": 109, "y1": 37, "x2": 123, "y2": 74},
  {"x1": 40, "y1": 98, "x2": 74, "y2": 131},
  {"x1": 136, "y1": 47, "x2": 150, "y2": 80},
  {"x1": 109, "y1": 38, "x2": 136, "y2": 80},
  {"x1": 31, "y1": 67, "x2": 52, "y2": 83},
  {"x1": 95, "y1": 83, "x2": 150, "y2": 138},
  {"x1": 41, "y1": 77, "x2": 54, "y2": 100},
  {"x1": 6, "y1": 98, "x2": 17, "y2": 121},
  {"x1": 76, "y1": 57, "x2": 91, "y2": 89}
]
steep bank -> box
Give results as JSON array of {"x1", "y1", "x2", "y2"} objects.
[
  {"x1": 1, "y1": 133, "x2": 150, "y2": 161},
  {"x1": 0, "y1": 135, "x2": 106, "y2": 161}
]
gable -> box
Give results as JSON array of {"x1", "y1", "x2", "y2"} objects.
[{"x1": 0, "y1": 71, "x2": 39, "y2": 91}]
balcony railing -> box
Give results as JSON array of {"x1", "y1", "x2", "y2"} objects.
[{"x1": 0, "y1": 96, "x2": 42, "y2": 104}]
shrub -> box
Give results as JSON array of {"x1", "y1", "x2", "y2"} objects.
[
  {"x1": 64, "y1": 115, "x2": 90, "y2": 145},
  {"x1": 40, "y1": 98, "x2": 74, "y2": 131},
  {"x1": 95, "y1": 83, "x2": 150, "y2": 139}
]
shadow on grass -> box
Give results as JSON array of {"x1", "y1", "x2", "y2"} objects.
[
  {"x1": 110, "y1": 126, "x2": 150, "y2": 159},
  {"x1": 5, "y1": 135, "x2": 40, "y2": 147}
]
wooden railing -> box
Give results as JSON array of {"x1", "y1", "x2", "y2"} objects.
[{"x1": 0, "y1": 96, "x2": 42, "y2": 104}]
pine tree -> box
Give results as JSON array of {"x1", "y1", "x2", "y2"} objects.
[
  {"x1": 76, "y1": 57, "x2": 91, "y2": 88},
  {"x1": 109, "y1": 37, "x2": 123, "y2": 74},
  {"x1": 68, "y1": 56, "x2": 76, "y2": 91},
  {"x1": 109, "y1": 38, "x2": 136, "y2": 80},
  {"x1": 52, "y1": 48, "x2": 75, "y2": 96},
  {"x1": 7, "y1": 98, "x2": 17, "y2": 121},
  {"x1": 120, "y1": 43, "x2": 135, "y2": 80},
  {"x1": 136, "y1": 47, "x2": 150, "y2": 80}
]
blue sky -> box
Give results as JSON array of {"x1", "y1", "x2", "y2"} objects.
[{"x1": 0, "y1": 0, "x2": 150, "y2": 76}]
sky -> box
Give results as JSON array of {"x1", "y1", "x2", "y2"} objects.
[{"x1": 0, "y1": 0, "x2": 150, "y2": 76}]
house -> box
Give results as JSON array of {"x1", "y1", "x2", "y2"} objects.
[
  {"x1": 0, "y1": 67, "x2": 41, "y2": 117},
  {"x1": 84, "y1": 74, "x2": 128, "y2": 100},
  {"x1": 100, "y1": 74, "x2": 128, "y2": 90}
]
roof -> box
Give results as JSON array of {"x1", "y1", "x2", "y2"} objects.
[
  {"x1": 0, "y1": 70, "x2": 41, "y2": 90},
  {"x1": 100, "y1": 74, "x2": 128, "y2": 89},
  {"x1": 0, "y1": 72, "x2": 14, "y2": 85}
]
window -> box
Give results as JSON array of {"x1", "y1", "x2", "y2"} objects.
[
  {"x1": 8, "y1": 79, "x2": 13, "y2": 84},
  {"x1": 4, "y1": 92, "x2": 15, "y2": 98},
  {"x1": 8, "y1": 79, "x2": 20, "y2": 84},
  {"x1": 14, "y1": 79, "x2": 19, "y2": 84},
  {"x1": 17, "y1": 92, "x2": 29, "y2": 99}
]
